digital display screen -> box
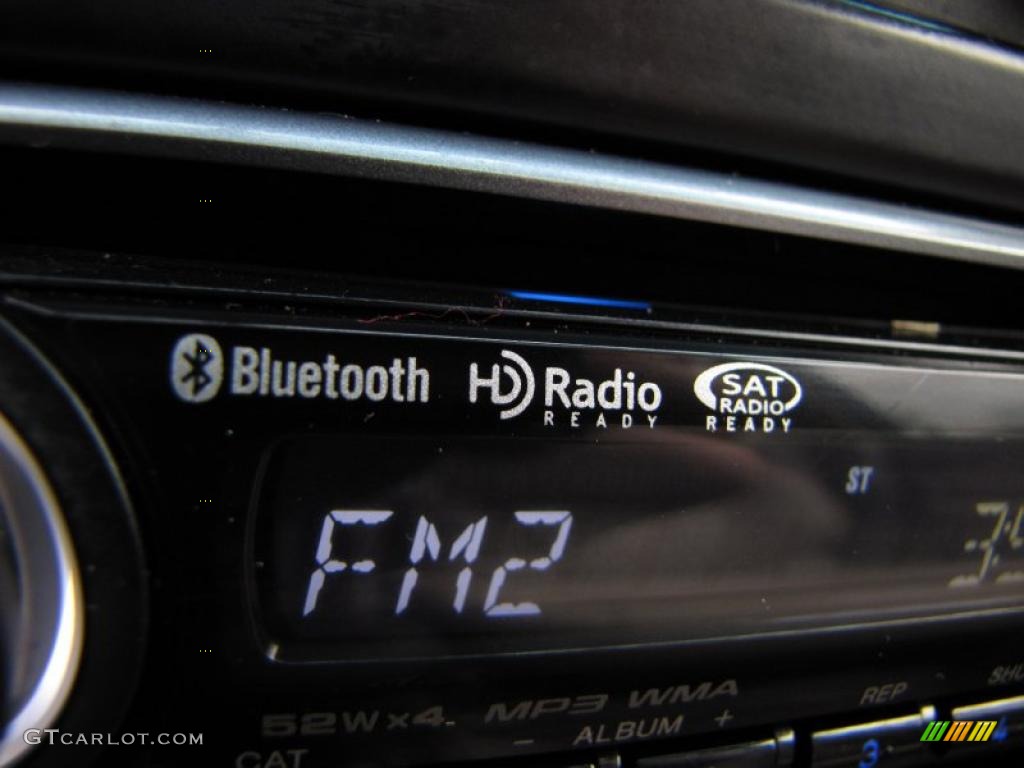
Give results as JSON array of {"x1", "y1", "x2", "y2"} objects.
[{"x1": 251, "y1": 347, "x2": 1024, "y2": 660}]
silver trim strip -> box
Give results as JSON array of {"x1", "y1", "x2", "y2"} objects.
[
  {"x1": 953, "y1": 694, "x2": 1024, "y2": 719},
  {"x1": 0, "y1": 82, "x2": 1021, "y2": 269},
  {"x1": 0, "y1": 411, "x2": 83, "y2": 767}
]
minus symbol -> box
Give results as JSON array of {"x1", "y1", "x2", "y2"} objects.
[{"x1": 513, "y1": 739, "x2": 535, "y2": 746}]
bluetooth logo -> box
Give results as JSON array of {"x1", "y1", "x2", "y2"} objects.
[{"x1": 170, "y1": 333, "x2": 224, "y2": 403}]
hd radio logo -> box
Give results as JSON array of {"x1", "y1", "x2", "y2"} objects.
[
  {"x1": 468, "y1": 349, "x2": 536, "y2": 420},
  {"x1": 469, "y1": 349, "x2": 663, "y2": 429},
  {"x1": 694, "y1": 361, "x2": 802, "y2": 434},
  {"x1": 170, "y1": 333, "x2": 224, "y2": 403}
]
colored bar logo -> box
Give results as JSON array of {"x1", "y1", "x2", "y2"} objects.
[{"x1": 921, "y1": 721, "x2": 999, "y2": 742}]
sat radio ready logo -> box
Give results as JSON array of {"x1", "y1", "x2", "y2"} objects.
[
  {"x1": 694, "y1": 361, "x2": 803, "y2": 434},
  {"x1": 170, "y1": 333, "x2": 224, "y2": 403}
]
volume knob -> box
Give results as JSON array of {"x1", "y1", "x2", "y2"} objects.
[
  {"x1": 0, "y1": 411, "x2": 83, "y2": 767},
  {"x1": 0, "y1": 317, "x2": 145, "y2": 768}
]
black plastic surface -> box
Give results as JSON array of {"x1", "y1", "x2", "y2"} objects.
[
  {"x1": 2, "y1": 147, "x2": 1024, "y2": 334},
  {"x1": 635, "y1": 737, "x2": 777, "y2": 767}
]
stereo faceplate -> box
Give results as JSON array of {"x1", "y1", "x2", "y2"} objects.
[{"x1": 2, "y1": 263, "x2": 1023, "y2": 767}]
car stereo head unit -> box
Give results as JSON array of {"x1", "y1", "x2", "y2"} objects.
[{"x1": 0, "y1": 254, "x2": 1022, "y2": 767}]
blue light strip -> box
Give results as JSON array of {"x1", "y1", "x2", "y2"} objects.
[
  {"x1": 832, "y1": 0, "x2": 958, "y2": 35},
  {"x1": 507, "y1": 290, "x2": 651, "y2": 311}
]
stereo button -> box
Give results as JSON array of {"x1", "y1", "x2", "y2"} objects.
[{"x1": 811, "y1": 706, "x2": 936, "y2": 767}]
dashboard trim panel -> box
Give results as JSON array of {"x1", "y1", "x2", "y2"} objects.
[{"x1": 0, "y1": 83, "x2": 1023, "y2": 271}]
